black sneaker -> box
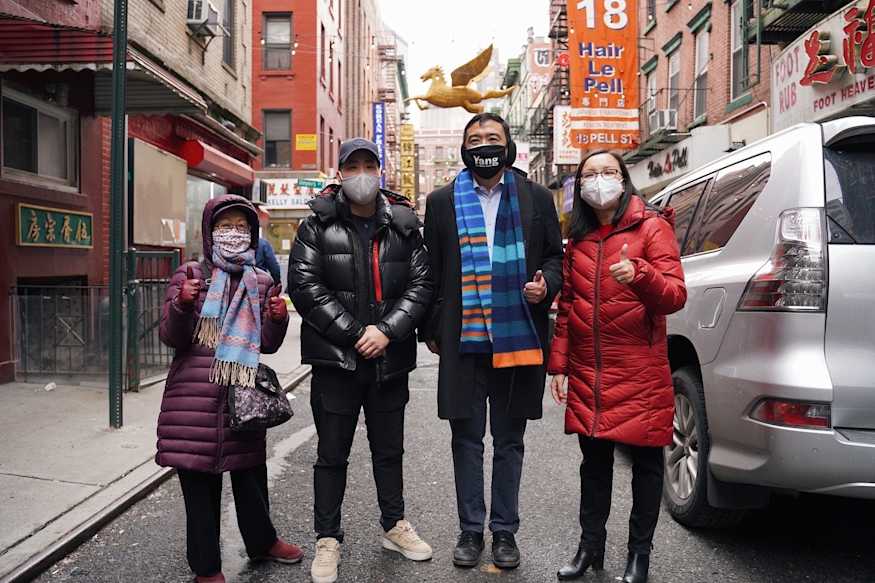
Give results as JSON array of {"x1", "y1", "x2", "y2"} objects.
[
  {"x1": 452, "y1": 530, "x2": 484, "y2": 568},
  {"x1": 492, "y1": 531, "x2": 520, "y2": 569}
]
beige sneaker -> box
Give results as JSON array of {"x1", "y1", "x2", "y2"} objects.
[
  {"x1": 382, "y1": 519, "x2": 433, "y2": 561},
  {"x1": 310, "y1": 537, "x2": 340, "y2": 583}
]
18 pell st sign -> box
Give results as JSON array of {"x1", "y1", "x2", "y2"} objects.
[{"x1": 772, "y1": 0, "x2": 875, "y2": 132}]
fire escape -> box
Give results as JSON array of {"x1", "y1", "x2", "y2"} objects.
[
  {"x1": 758, "y1": 0, "x2": 854, "y2": 44},
  {"x1": 378, "y1": 33, "x2": 401, "y2": 190},
  {"x1": 529, "y1": 0, "x2": 572, "y2": 186}
]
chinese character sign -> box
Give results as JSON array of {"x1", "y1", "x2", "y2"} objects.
[
  {"x1": 566, "y1": 0, "x2": 639, "y2": 150},
  {"x1": 772, "y1": 0, "x2": 875, "y2": 131},
  {"x1": 17, "y1": 204, "x2": 93, "y2": 248},
  {"x1": 553, "y1": 105, "x2": 583, "y2": 165},
  {"x1": 373, "y1": 102, "x2": 387, "y2": 188},
  {"x1": 263, "y1": 178, "x2": 325, "y2": 209},
  {"x1": 399, "y1": 124, "x2": 416, "y2": 203}
]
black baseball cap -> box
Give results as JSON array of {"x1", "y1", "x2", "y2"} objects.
[{"x1": 339, "y1": 137, "x2": 381, "y2": 167}]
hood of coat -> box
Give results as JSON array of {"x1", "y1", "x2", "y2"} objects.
[
  {"x1": 309, "y1": 183, "x2": 420, "y2": 237},
  {"x1": 614, "y1": 194, "x2": 676, "y2": 233},
  {"x1": 201, "y1": 194, "x2": 260, "y2": 259}
]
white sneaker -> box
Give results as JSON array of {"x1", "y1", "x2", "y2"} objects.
[
  {"x1": 382, "y1": 519, "x2": 434, "y2": 561},
  {"x1": 311, "y1": 537, "x2": 340, "y2": 583}
]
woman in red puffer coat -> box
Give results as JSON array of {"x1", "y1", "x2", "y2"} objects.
[{"x1": 549, "y1": 151, "x2": 686, "y2": 583}]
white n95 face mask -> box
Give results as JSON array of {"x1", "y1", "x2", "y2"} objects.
[
  {"x1": 580, "y1": 176, "x2": 624, "y2": 210},
  {"x1": 342, "y1": 174, "x2": 381, "y2": 205}
]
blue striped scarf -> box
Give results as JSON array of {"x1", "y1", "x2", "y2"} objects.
[{"x1": 454, "y1": 169, "x2": 543, "y2": 368}]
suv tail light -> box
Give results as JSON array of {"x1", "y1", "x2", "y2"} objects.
[
  {"x1": 738, "y1": 208, "x2": 827, "y2": 312},
  {"x1": 751, "y1": 399, "x2": 831, "y2": 429}
]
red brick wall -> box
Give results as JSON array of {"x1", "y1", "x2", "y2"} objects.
[
  {"x1": 637, "y1": 0, "x2": 776, "y2": 134},
  {"x1": 0, "y1": 111, "x2": 107, "y2": 382},
  {"x1": 1, "y1": 0, "x2": 100, "y2": 29},
  {"x1": 251, "y1": 0, "x2": 344, "y2": 173}
]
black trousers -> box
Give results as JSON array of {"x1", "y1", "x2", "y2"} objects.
[
  {"x1": 450, "y1": 357, "x2": 527, "y2": 534},
  {"x1": 311, "y1": 369, "x2": 408, "y2": 542},
  {"x1": 177, "y1": 465, "x2": 277, "y2": 577},
  {"x1": 578, "y1": 436, "x2": 664, "y2": 555}
]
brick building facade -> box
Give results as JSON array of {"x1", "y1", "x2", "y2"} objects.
[
  {"x1": 627, "y1": 0, "x2": 780, "y2": 195},
  {"x1": 0, "y1": 0, "x2": 260, "y2": 383}
]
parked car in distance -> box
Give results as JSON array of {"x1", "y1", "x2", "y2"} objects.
[{"x1": 649, "y1": 116, "x2": 875, "y2": 528}]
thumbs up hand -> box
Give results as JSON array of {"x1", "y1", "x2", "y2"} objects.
[
  {"x1": 523, "y1": 269, "x2": 548, "y2": 304},
  {"x1": 266, "y1": 284, "x2": 288, "y2": 322},
  {"x1": 609, "y1": 243, "x2": 636, "y2": 285},
  {"x1": 177, "y1": 265, "x2": 202, "y2": 306}
]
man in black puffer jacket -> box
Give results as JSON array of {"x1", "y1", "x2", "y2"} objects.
[{"x1": 288, "y1": 138, "x2": 433, "y2": 583}]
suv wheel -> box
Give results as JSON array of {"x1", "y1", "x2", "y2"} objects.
[{"x1": 663, "y1": 366, "x2": 744, "y2": 528}]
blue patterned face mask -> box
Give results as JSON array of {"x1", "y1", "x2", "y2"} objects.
[{"x1": 213, "y1": 228, "x2": 251, "y2": 256}]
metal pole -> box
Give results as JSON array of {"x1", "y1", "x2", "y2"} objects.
[{"x1": 108, "y1": 0, "x2": 128, "y2": 428}]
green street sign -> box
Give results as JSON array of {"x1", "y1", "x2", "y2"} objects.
[
  {"x1": 17, "y1": 203, "x2": 93, "y2": 249},
  {"x1": 297, "y1": 178, "x2": 325, "y2": 189}
]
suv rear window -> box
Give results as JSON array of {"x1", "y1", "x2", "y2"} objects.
[
  {"x1": 684, "y1": 153, "x2": 771, "y2": 254},
  {"x1": 824, "y1": 145, "x2": 875, "y2": 244}
]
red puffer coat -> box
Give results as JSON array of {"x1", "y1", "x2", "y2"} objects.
[{"x1": 548, "y1": 195, "x2": 687, "y2": 447}]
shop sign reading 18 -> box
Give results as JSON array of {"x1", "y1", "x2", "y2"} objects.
[
  {"x1": 566, "y1": 0, "x2": 639, "y2": 150},
  {"x1": 648, "y1": 147, "x2": 688, "y2": 179}
]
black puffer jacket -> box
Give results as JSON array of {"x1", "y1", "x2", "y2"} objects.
[{"x1": 288, "y1": 186, "x2": 432, "y2": 382}]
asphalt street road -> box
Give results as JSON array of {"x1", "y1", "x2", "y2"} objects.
[{"x1": 38, "y1": 352, "x2": 875, "y2": 583}]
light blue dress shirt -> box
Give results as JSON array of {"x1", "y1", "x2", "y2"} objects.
[{"x1": 474, "y1": 175, "x2": 504, "y2": 264}]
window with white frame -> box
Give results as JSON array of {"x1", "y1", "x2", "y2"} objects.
[
  {"x1": 668, "y1": 51, "x2": 680, "y2": 112},
  {"x1": 730, "y1": 0, "x2": 748, "y2": 100},
  {"x1": 2, "y1": 88, "x2": 78, "y2": 187},
  {"x1": 646, "y1": 72, "x2": 658, "y2": 114},
  {"x1": 263, "y1": 13, "x2": 292, "y2": 70},
  {"x1": 694, "y1": 28, "x2": 709, "y2": 119}
]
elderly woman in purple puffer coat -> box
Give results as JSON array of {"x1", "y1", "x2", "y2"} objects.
[{"x1": 157, "y1": 195, "x2": 302, "y2": 583}]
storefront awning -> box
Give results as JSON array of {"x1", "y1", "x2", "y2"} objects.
[
  {"x1": 181, "y1": 140, "x2": 255, "y2": 187},
  {"x1": 0, "y1": 18, "x2": 207, "y2": 114}
]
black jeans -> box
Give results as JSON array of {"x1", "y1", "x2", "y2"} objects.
[
  {"x1": 578, "y1": 436, "x2": 664, "y2": 554},
  {"x1": 311, "y1": 369, "x2": 408, "y2": 542},
  {"x1": 177, "y1": 465, "x2": 277, "y2": 577},
  {"x1": 450, "y1": 357, "x2": 527, "y2": 534}
]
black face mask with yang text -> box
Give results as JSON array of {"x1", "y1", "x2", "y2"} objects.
[{"x1": 461, "y1": 144, "x2": 507, "y2": 180}]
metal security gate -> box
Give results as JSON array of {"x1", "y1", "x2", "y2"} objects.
[
  {"x1": 125, "y1": 249, "x2": 179, "y2": 391},
  {"x1": 9, "y1": 249, "x2": 180, "y2": 390}
]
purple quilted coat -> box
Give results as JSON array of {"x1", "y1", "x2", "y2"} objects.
[{"x1": 156, "y1": 195, "x2": 288, "y2": 473}]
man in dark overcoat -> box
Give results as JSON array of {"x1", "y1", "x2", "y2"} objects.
[{"x1": 421, "y1": 113, "x2": 564, "y2": 569}]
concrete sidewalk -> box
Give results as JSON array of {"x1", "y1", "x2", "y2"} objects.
[{"x1": 0, "y1": 315, "x2": 307, "y2": 583}]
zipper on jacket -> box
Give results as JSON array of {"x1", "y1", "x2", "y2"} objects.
[
  {"x1": 592, "y1": 239, "x2": 605, "y2": 438},
  {"x1": 216, "y1": 385, "x2": 225, "y2": 472},
  {"x1": 368, "y1": 228, "x2": 387, "y2": 384},
  {"x1": 346, "y1": 219, "x2": 364, "y2": 371}
]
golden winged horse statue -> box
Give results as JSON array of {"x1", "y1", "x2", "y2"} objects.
[{"x1": 406, "y1": 45, "x2": 516, "y2": 114}]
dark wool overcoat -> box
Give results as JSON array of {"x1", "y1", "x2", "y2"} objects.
[{"x1": 422, "y1": 170, "x2": 564, "y2": 420}]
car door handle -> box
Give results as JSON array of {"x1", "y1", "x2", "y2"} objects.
[{"x1": 698, "y1": 288, "x2": 726, "y2": 329}]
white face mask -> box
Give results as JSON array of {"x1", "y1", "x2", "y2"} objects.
[
  {"x1": 341, "y1": 173, "x2": 381, "y2": 205},
  {"x1": 580, "y1": 176, "x2": 625, "y2": 210},
  {"x1": 212, "y1": 228, "x2": 251, "y2": 256}
]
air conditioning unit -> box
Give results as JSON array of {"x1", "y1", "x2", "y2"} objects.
[
  {"x1": 187, "y1": 0, "x2": 221, "y2": 37},
  {"x1": 648, "y1": 109, "x2": 678, "y2": 134}
]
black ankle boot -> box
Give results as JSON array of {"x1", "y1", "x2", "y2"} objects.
[
  {"x1": 556, "y1": 544, "x2": 604, "y2": 580},
  {"x1": 622, "y1": 552, "x2": 650, "y2": 583}
]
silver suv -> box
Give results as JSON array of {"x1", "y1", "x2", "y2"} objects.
[{"x1": 649, "y1": 116, "x2": 875, "y2": 527}]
